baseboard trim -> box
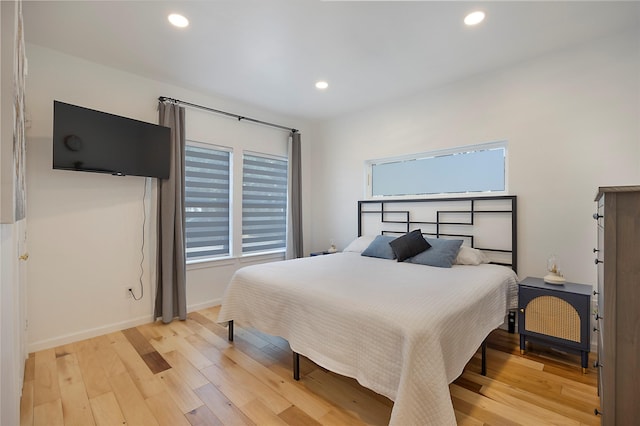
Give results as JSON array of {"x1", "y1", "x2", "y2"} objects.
[
  {"x1": 27, "y1": 314, "x2": 155, "y2": 353},
  {"x1": 27, "y1": 298, "x2": 223, "y2": 353},
  {"x1": 188, "y1": 298, "x2": 221, "y2": 313}
]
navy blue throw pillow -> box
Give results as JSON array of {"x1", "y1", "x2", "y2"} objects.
[{"x1": 389, "y1": 229, "x2": 431, "y2": 262}]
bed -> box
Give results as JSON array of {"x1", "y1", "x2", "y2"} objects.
[{"x1": 217, "y1": 196, "x2": 518, "y2": 425}]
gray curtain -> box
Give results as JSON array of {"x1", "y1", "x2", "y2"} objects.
[
  {"x1": 155, "y1": 101, "x2": 187, "y2": 323},
  {"x1": 14, "y1": 0, "x2": 27, "y2": 221},
  {"x1": 286, "y1": 132, "x2": 303, "y2": 259}
]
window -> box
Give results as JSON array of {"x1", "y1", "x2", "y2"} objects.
[
  {"x1": 242, "y1": 153, "x2": 288, "y2": 254},
  {"x1": 185, "y1": 143, "x2": 231, "y2": 261},
  {"x1": 367, "y1": 141, "x2": 507, "y2": 198},
  {"x1": 184, "y1": 144, "x2": 289, "y2": 261}
]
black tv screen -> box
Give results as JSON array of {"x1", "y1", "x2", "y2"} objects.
[{"x1": 53, "y1": 101, "x2": 171, "y2": 179}]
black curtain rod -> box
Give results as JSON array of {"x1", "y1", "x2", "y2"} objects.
[{"x1": 158, "y1": 96, "x2": 298, "y2": 133}]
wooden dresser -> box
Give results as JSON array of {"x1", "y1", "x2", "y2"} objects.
[{"x1": 594, "y1": 185, "x2": 640, "y2": 423}]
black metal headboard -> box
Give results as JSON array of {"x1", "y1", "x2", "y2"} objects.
[{"x1": 358, "y1": 195, "x2": 517, "y2": 272}]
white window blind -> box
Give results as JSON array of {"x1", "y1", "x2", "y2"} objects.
[
  {"x1": 242, "y1": 153, "x2": 288, "y2": 254},
  {"x1": 185, "y1": 143, "x2": 231, "y2": 261}
]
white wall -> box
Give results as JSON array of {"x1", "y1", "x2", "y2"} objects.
[
  {"x1": 25, "y1": 44, "x2": 312, "y2": 352},
  {"x1": 310, "y1": 29, "x2": 640, "y2": 288}
]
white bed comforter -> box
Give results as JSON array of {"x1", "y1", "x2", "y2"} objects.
[{"x1": 217, "y1": 252, "x2": 518, "y2": 425}]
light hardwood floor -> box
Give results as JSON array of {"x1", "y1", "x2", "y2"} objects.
[{"x1": 20, "y1": 306, "x2": 600, "y2": 425}]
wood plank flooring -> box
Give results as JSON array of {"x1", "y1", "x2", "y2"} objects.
[{"x1": 21, "y1": 306, "x2": 600, "y2": 425}]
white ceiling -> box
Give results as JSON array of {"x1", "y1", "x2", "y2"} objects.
[{"x1": 22, "y1": 1, "x2": 640, "y2": 120}]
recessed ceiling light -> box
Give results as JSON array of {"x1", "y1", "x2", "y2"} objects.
[
  {"x1": 464, "y1": 11, "x2": 485, "y2": 26},
  {"x1": 315, "y1": 81, "x2": 329, "y2": 90},
  {"x1": 168, "y1": 13, "x2": 189, "y2": 28}
]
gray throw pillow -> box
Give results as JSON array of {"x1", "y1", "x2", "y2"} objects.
[
  {"x1": 361, "y1": 235, "x2": 396, "y2": 260},
  {"x1": 407, "y1": 238, "x2": 463, "y2": 268}
]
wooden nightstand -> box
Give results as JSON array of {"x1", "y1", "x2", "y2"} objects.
[
  {"x1": 310, "y1": 251, "x2": 336, "y2": 256},
  {"x1": 518, "y1": 277, "x2": 591, "y2": 372}
]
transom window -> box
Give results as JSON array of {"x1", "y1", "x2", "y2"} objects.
[{"x1": 366, "y1": 141, "x2": 507, "y2": 198}]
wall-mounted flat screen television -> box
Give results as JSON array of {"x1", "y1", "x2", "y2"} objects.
[{"x1": 53, "y1": 100, "x2": 171, "y2": 179}]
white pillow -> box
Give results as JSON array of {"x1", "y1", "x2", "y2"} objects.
[
  {"x1": 342, "y1": 235, "x2": 377, "y2": 253},
  {"x1": 454, "y1": 245, "x2": 490, "y2": 265}
]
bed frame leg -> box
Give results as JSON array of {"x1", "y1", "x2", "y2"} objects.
[
  {"x1": 228, "y1": 320, "x2": 234, "y2": 342},
  {"x1": 508, "y1": 310, "x2": 516, "y2": 334},
  {"x1": 481, "y1": 340, "x2": 487, "y2": 376},
  {"x1": 293, "y1": 352, "x2": 300, "y2": 381}
]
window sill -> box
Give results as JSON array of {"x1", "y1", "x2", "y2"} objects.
[
  {"x1": 366, "y1": 190, "x2": 509, "y2": 201},
  {"x1": 186, "y1": 251, "x2": 286, "y2": 271},
  {"x1": 239, "y1": 251, "x2": 285, "y2": 264},
  {"x1": 186, "y1": 256, "x2": 235, "y2": 270}
]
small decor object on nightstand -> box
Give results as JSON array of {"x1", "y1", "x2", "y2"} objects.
[{"x1": 544, "y1": 254, "x2": 566, "y2": 284}]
